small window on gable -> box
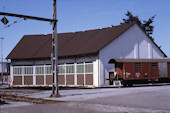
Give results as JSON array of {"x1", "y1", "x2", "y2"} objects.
[
  {"x1": 135, "y1": 63, "x2": 140, "y2": 70},
  {"x1": 152, "y1": 63, "x2": 157, "y2": 69}
]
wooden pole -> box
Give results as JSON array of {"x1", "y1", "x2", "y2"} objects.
[
  {"x1": 0, "y1": 37, "x2": 4, "y2": 84},
  {"x1": 51, "y1": 0, "x2": 60, "y2": 97}
]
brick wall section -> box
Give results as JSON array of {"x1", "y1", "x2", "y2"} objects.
[
  {"x1": 46, "y1": 75, "x2": 52, "y2": 85},
  {"x1": 36, "y1": 75, "x2": 44, "y2": 85},
  {"x1": 14, "y1": 76, "x2": 22, "y2": 85},
  {"x1": 24, "y1": 76, "x2": 33, "y2": 85},
  {"x1": 66, "y1": 75, "x2": 74, "y2": 85},
  {"x1": 77, "y1": 74, "x2": 84, "y2": 85},
  {"x1": 85, "y1": 74, "x2": 93, "y2": 85},
  {"x1": 58, "y1": 75, "x2": 65, "y2": 85}
]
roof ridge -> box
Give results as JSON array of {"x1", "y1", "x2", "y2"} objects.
[
  {"x1": 58, "y1": 23, "x2": 132, "y2": 34},
  {"x1": 20, "y1": 23, "x2": 135, "y2": 37}
]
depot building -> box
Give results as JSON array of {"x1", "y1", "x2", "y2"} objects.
[{"x1": 7, "y1": 22, "x2": 166, "y2": 87}]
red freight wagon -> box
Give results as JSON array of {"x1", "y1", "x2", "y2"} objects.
[
  {"x1": 168, "y1": 63, "x2": 170, "y2": 78},
  {"x1": 159, "y1": 62, "x2": 170, "y2": 82},
  {"x1": 109, "y1": 59, "x2": 161, "y2": 86}
]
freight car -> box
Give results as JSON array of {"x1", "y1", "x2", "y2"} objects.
[{"x1": 109, "y1": 59, "x2": 170, "y2": 86}]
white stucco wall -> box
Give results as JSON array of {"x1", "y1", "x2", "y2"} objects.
[{"x1": 99, "y1": 24, "x2": 165, "y2": 86}]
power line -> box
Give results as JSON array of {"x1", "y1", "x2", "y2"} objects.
[
  {"x1": 0, "y1": 0, "x2": 60, "y2": 97},
  {"x1": 0, "y1": 18, "x2": 25, "y2": 30}
]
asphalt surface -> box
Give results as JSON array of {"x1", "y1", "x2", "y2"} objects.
[{"x1": 1, "y1": 85, "x2": 170, "y2": 113}]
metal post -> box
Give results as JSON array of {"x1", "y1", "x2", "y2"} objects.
[
  {"x1": 0, "y1": 37, "x2": 4, "y2": 84},
  {"x1": 51, "y1": 0, "x2": 60, "y2": 97}
]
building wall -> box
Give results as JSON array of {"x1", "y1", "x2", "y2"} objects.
[
  {"x1": 0, "y1": 62, "x2": 10, "y2": 73},
  {"x1": 11, "y1": 55, "x2": 97, "y2": 66},
  {"x1": 99, "y1": 24, "x2": 165, "y2": 86},
  {"x1": 10, "y1": 55, "x2": 100, "y2": 87}
]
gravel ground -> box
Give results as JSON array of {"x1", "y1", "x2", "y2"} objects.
[
  {"x1": 1, "y1": 101, "x2": 170, "y2": 113},
  {"x1": 1, "y1": 85, "x2": 170, "y2": 113},
  {"x1": 0, "y1": 101, "x2": 33, "y2": 109}
]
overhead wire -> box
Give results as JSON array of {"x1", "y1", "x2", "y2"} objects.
[
  {"x1": 0, "y1": 1, "x2": 26, "y2": 30},
  {"x1": 0, "y1": 18, "x2": 26, "y2": 30}
]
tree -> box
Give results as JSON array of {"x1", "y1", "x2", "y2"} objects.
[{"x1": 121, "y1": 11, "x2": 156, "y2": 40}]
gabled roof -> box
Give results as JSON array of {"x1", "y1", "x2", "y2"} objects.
[{"x1": 7, "y1": 22, "x2": 166, "y2": 60}]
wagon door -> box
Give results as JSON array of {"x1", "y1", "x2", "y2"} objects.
[
  {"x1": 124, "y1": 63, "x2": 134, "y2": 80},
  {"x1": 115, "y1": 62, "x2": 123, "y2": 79},
  {"x1": 142, "y1": 63, "x2": 150, "y2": 80},
  {"x1": 159, "y1": 62, "x2": 168, "y2": 78},
  {"x1": 134, "y1": 63, "x2": 142, "y2": 80},
  {"x1": 151, "y1": 63, "x2": 159, "y2": 79}
]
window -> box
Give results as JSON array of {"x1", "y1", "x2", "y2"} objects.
[
  {"x1": 135, "y1": 63, "x2": 140, "y2": 70},
  {"x1": 152, "y1": 63, "x2": 157, "y2": 69},
  {"x1": 77, "y1": 64, "x2": 84, "y2": 74},
  {"x1": 85, "y1": 63, "x2": 93, "y2": 73},
  {"x1": 66, "y1": 64, "x2": 74, "y2": 74},
  {"x1": 23, "y1": 66, "x2": 33, "y2": 75},
  {"x1": 58, "y1": 65, "x2": 65, "y2": 74},
  {"x1": 35, "y1": 66, "x2": 44, "y2": 74},
  {"x1": 13, "y1": 67, "x2": 22, "y2": 75},
  {"x1": 13, "y1": 63, "x2": 94, "y2": 76},
  {"x1": 45, "y1": 66, "x2": 52, "y2": 74}
]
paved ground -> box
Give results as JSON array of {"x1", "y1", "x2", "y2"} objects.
[{"x1": 1, "y1": 85, "x2": 170, "y2": 113}]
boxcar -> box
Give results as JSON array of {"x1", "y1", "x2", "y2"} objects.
[{"x1": 109, "y1": 59, "x2": 170, "y2": 86}]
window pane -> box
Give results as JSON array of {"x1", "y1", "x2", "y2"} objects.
[
  {"x1": 85, "y1": 63, "x2": 93, "y2": 73},
  {"x1": 45, "y1": 66, "x2": 52, "y2": 74},
  {"x1": 23, "y1": 66, "x2": 33, "y2": 75},
  {"x1": 77, "y1": 64, "x2": 84, "y2": 73},
  {"x1": 58, "y1": 65, "x2": 65, "y2": 74},
  {"x1": 135, "y1": 63, "x2": 140, "y2": 70},
  {"x1": 152, "y1": 63, "x2": 157, "y2": 69},
  {"x1": 35, "y1": 66, "x2": 44, "y2": 74},
  {"x1": 13, "y1": 67, "x2": 22, "y2": 75},
  {"x1": 66, "y1": 65, "x2": 74, "y2": 73}
]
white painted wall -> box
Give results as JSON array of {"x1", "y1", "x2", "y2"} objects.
[
  {"x1": 99, "y1": 24, "x2": 165, "y2": 86},
  {"x1": 93, "y1": 58, "x2": 99, "y2": 87},
  {"x1": 10, "y1": 66, "x2": 13, "y2": 85}
]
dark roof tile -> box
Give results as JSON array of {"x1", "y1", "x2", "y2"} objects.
[{"x1": 7, "y1": 22, "x2": 166, "y2": 59}]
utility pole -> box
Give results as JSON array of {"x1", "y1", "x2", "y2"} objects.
[
  {"x1": 0, "y1": 0, "x2": 60, "y2": 97},
  {"x1": 0, "y1": 37, "x2": 4, "y2": 84},
  {"x1": 51, "y1": 0, "x2": 60, "y2": 97}
]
